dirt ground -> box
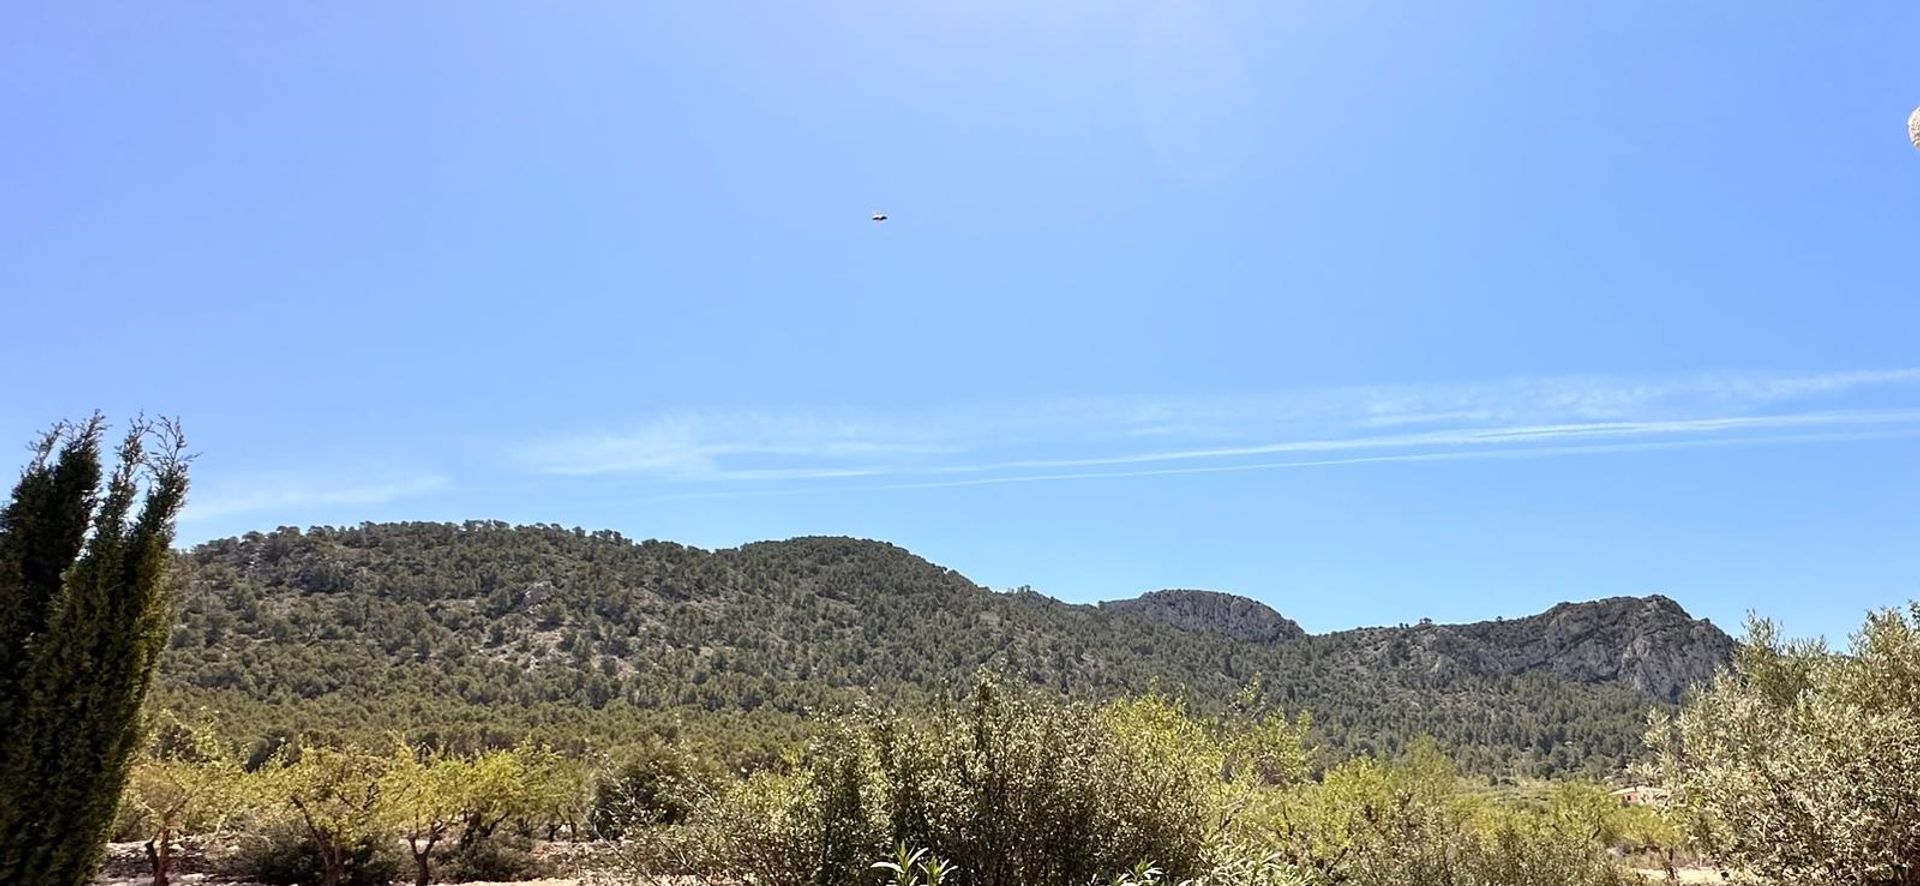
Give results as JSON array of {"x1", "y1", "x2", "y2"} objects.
[
  {"x1": 1632, "y1": 868, "x2": 1747, "y2": 884},
  {"x1": 103, "y1": 874, "x2": 1734, "y2": 885},
  {"x1": 95, "y1": 841, "x2": 595, "y2": 886},
  {"x1": 100, "y1": 880, "x2": 585, "y2": 886},
  {"x1": 96, "y1": 840, "x2": 1737, "y2": 886},
  {"x1": 100, "y1": 868, "x2": 1742, "y2": 885}
]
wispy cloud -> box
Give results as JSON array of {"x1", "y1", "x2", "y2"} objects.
[
  {"x1": 184, "y1": 474, "x2": 451, "y2": 522},
  {"x1": 524, "y1": 412, "x2": 958, "y2": 478},
  {"x1": 523, "y1": 368, "x2": 1920, "y2": 493}
]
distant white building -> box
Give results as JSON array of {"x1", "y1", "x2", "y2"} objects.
[{"x1": 1610, "y1": 786, "x2": 1671, "y2": 807}]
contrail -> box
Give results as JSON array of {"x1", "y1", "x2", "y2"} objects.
[{"x1": 636, "y1": 425, "x2": 1920, "y2": 501}]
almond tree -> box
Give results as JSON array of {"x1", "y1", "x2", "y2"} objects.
[
  {"x1": 380, "y1": 742, "x2": 467, "y2": 886},
  {"x1": 272, "y1": 746, "x2": 390, "y2": 886},
  {"x1": 455, "y1": 746, "x2": 533, "y2": 852},
  {"x1": 521, "y1": 746, "x2": 593, "y2": 841},
  {"x1": 119, "y1": 714, "x2": 255, "y2": 886}
]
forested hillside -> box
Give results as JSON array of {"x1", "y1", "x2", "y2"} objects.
[{"x1": 156, "y1": 521, "x2": 1733, "y2": 777}]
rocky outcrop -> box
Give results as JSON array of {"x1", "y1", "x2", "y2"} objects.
[
  {"x1": 1465, "y1": 595, "x2": 1734, "y2": 701},
  {"x1": 1331, "y1": 595, "x2": 1734, "y2": 702},
  {"x1": 1104, "y1": 589, "x2": 1733, "y2": 703},
  {"x1": 1103, "y1": 589, "x2": 1307, "y2": 644}
]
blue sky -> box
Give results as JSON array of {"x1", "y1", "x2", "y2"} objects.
[{"x1": 5, "y1": 2, "x2": 1918, "y2": 641}]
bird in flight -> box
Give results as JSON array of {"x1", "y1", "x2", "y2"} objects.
[
  {"x1": 1910, "y1": 106, "x2": 1920, "y2": 150},
  {"x1": 871, "y1": 212, "x2": 888, "y2": 223}
]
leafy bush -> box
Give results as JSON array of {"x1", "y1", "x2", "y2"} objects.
[
  {"x1": 594, "y1": 679, "x2": 1650, "y2": 886},
  {"x1": 226, "y1": 826, "x2": 403, "y2": 886},
  {"x1": 1650, "y1": 606, "x2": 1920, "y2": 885},
  {"x1": 230, "y1": 739, "x2": 586, "y2": 886},
  {"x1": 590, "y1": 740, "x2": 711, "y2": 837},
  {"x1": 601, "y1": 679, "x2": 1302, "y2": 886},
  {"x1": 437, "y1": 835, "x2": 551, "y2": 883},
  {"x1": 1469, "y1": 788, "x2": 1637, "y2": 886},
  {"x1": 600, "y1": 767, "x2": 821, "y2": 886},
  {"x1": 1237, "y1": 742, "x2": 1632, "y2": 886}
]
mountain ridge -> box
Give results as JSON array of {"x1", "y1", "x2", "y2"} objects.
[{"x1": 156, "y1": 522, "x2": 1736, "y2": 775}]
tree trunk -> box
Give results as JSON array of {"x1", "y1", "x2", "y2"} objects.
[
  {"x1": 320, "y1": 842, "x2": 347, "y2": 886},
  {"x1": 145, "y1": 833, "x2": 172, "y2": 886},
  {"x1": 410, "y1": 834, "x2": 438, "y2": 886}
]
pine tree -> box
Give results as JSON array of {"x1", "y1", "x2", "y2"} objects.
[{"x1": 0, "y1": 416, "x2": 190, "y2": 886}]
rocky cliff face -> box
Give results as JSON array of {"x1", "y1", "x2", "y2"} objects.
[
  {"x1": 1102, "y1": 589, "x2": 1308, "y2": 644},
  {"x1": 1103, "y1": 589, "x2": 1733, "y2": 703},
  {"x1": 1330, "y1": 595, "x2": 1734, "y2": 703},
  {"x1": 1462, "y1": 595, "x2": 1734, "y2": 702}
]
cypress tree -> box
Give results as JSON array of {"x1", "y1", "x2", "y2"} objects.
[{"x1": 0, "y1": 416, "x2": 190, "y2": 886}]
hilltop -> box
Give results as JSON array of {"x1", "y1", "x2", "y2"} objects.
[
  {"x1": 156, "y1": 521, "x2": 1734, "y2": 776},
  {"x1": 1100, "y1": 589, "x2": 1309, "y2": 644}
]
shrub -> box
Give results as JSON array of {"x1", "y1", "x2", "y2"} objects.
[
  {"x1": 438, "y1": 835, "x2": 551, "y2": 883},
  {"x1": 227, "y1": 825, "x2": 403, "y2": 886},
  {"x1": 599, "y1": 679, "x2": 1240, "y2": 886},
  {"x1": 1650, "y1": 607, "x2": 1920, "y2": 885},
  {"x1": 1468, "y1": 787, "x2": 1636, "y2": 886},
  {"x1": 590, "y1": 741, "x2": 709, "y2": 837},
  {"x1": 1232, "y1": 739, "x2": 1632, "y2": 886},
  {"x1": 586, "y1": 677, "x2": 1640, "y2": 886}
]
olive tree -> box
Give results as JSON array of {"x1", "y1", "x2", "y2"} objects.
[{"x1": 1650, "y1": 607, "x2": 1920, "y2": 885}]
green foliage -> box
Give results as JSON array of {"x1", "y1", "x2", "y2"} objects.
[
  {"x1": 599, "y1": 681, "x2": 1229, "y2": 886},
  {"x1": 1233, "y1": 740, "x2": 1633, "y2": 886},
  {"x1": 213, "y1": 737, "x2": 584, "y2": 886},
  {"x1": 1219, "y1": 677, "x2": 1314, "y2": 788},
  {"x1": 1651, "y1": 606, "x2": 1920, "y2": 885},
  {"x1": 437, "y1": 835, "x2": 552, "y2": 883},
  {"x1": 855, "y1": 682, "x2": 1220, "y2": 885},
  {"x1": 594, "y1": 679, "x2": 1638, "y2": 886},
  {"x1": 1612, "y1": 801, "x2": 1688, "y2": 877},
  {"x1": 0, "y1": 417, "x2": 191, "y2": 886},
  {"x1": 591, "y1": 739, "x2": 711, "y2": 836},
  {"x1": 245, "y1": 739, "x2": 583, "y2": 886},
  {"x1": 1257, "y1": 740, "x2": 1478, "y2": 883},
  {"x1": 521, "y1": 745, "x2": 595, "y2": 840},
  {"x1": 228, "y1": 824, "x2": 404, "y2": 886},
  {"x1": 102, "y1": 678, "x2": 1652, "y2": 886},
  {"x1": 872, "y1": 844, "x2": 958, "y2": 886}
]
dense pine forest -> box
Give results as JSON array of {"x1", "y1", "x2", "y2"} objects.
[{"x1": 155, "y1": 521, "x2": 1734, "y2": 779}]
